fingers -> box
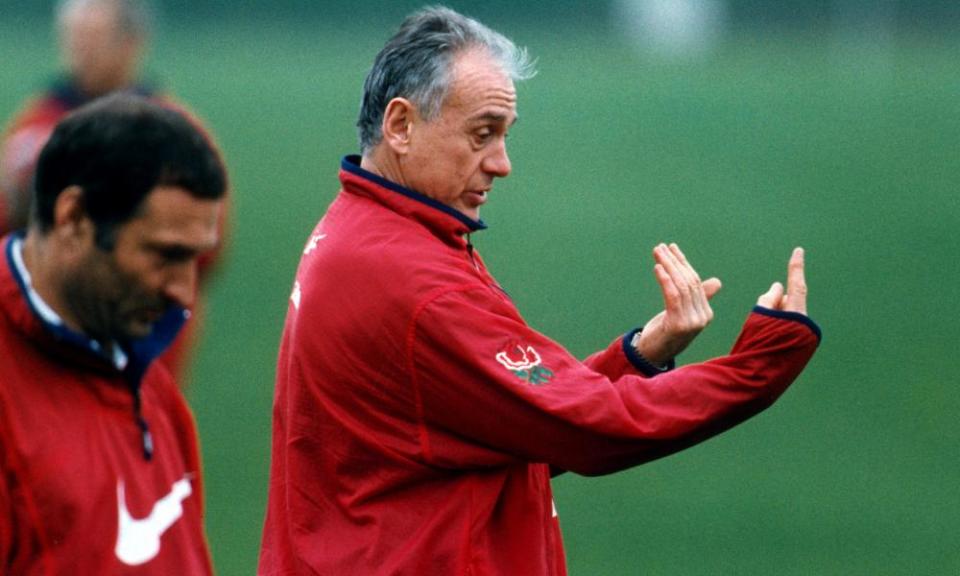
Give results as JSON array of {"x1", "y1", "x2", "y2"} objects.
[
  {"x1": 756, "y1": 281, "x2": 784, "y2": 308},
  {"x1": 654, "y1": 244, "x2": 693, "y2": 316},
  {"x1": 755, "y1": 248, "x2": 808, "y2": 315},
  {"x1": 784, "y1": 247, "x2": 807, "y2": 314},
  {"x1": 653, "y1": 244, "x2": 691, "y2": 311},
  {"x1": 652, "y1": 243, "x2": 715, "y2": 325},
  {"x1": 702, "y1": 277, "x2": 722, "y2": 300},
  {"x1": 653, "y1": 263, "x2": 680, "y2": 311},
  {"x1": 674, "y1": 244, "x2": 718, "y2": 315},
  {"x1": 666, "y1": 243, "x2": 701, "y2": 284}
]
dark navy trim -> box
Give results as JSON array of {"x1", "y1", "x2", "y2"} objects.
[
  {"x1": 341, "y1": 155, "x2": 487, "y2": 232},
  {"x1": 49, "y1": 78, "x2": 88, "y2": 109},
  {"x1": 752, "y1": 306, "x2": 822, "y2": 342},
  {"x1": 49, "y1": 76, "x2": 158, "y2": 111},
  {"x1": 125, "y1": 306, "x2": 188, "y2": 384},
  {"x1": 621, "y1": 327, "x2": 675, "y2": 377}
]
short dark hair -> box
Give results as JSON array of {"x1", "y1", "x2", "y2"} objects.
[
  {"x1": 357, "y1": 5, "x2": 534, "y2": 154},
  {"x1": 33, "y1": 93, "x2": 227, "y2": 248}
]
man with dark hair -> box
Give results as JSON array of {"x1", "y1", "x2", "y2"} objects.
[
  {"x1": 0, "y1": 0, "x2": 227, "y2": 382},
  {"x1": 0, "y1": 93, "x2": 225, "y2": 574},
  {"x1": 259, "y1": 6, "x2": 820, "y2": 575}
]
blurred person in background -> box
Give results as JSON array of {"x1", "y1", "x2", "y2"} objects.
[
  {"x1": 0, "y1": 0, "x2": 228, "y2": 383},
  {"x1": 0, "y1": 94, "x2": 225, "y2": 574},
  {"x1": 258, "y1": 6, "x2": 821, "y2": 575}
]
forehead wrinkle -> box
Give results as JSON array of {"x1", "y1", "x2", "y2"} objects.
[
  {"x1": 456, "y1": 83, "x2": 517, "y2": 124},
  {"x1": 128, "y1": 188, "x2": 221, "y2": 247},
  {"x1": 468, "y1": 110, "x2": 518, "y2": 128}
]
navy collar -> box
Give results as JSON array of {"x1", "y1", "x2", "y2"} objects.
[
  {"x1": 341, "y1": 155, "x2": 487, "y2": 233},
  {"x1": 49, "y1": 76, "x2": 158, "y2": 111},
  {"x1": 5, "y1": 232, "x2": 186, "y2": 382}
]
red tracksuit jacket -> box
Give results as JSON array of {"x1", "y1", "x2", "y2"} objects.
[
  {"x1": 0, "y1": 235, "x2": 213, "y2": 575},
  {"x1": 258, "y1": 155, "x2": 821, "y2": 575}
]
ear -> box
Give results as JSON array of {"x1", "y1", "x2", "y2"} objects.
[
  {"x1": 381, "y1": 97, "x2": 416, "y2": 154},
  {"x1": 51, "y1": 185, "x2": 95, "y2": 244}
]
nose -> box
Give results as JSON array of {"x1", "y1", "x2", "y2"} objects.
[
  {"x1": 162, "y1": 262, "x2": 199, "y2": 309},
  {"x1": 482, "y1": 138, "x2": 511, "y2": 178}
]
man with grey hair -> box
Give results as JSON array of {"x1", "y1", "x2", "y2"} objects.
[
  {"x1": 1, "y1": 0, "x2": 152, "y2": 232},
  {"x1": 259, "y1": 6, "x2": 820, "y2": 575},
  {"x1": 0, "y1": 0, "x2": 228, "y2": 383}
]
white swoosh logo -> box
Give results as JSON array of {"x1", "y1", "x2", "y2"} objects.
[{"x1": 115, "y1": 477, "x2": 193, "y2": 566}]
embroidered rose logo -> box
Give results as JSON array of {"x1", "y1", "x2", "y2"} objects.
[{"x1": 495, "y1": 342, "x2": 554, "y2": 385}]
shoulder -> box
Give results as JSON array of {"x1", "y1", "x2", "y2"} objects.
[
  {"x1": 1, "y1": 94, "x2": 67, "y2": 178},
  {"x1": 4, "y1": 92, "x2": 69, "y2": 136},
  {"x1": 306, "y1": 202, "x2": 477, "y2": 298}
]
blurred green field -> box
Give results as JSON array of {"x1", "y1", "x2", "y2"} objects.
[{"x1": 2, "y1": 9, "x2": 959, "y2": 575}]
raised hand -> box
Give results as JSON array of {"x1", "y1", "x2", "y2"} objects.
[
  {"x1": 635, "y1": 243, "x2": 722, "y2": 366},
  {"x1": 756, "y1": 247, "x2": 808, "y2": 315}
]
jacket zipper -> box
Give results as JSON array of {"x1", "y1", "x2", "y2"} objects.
[
  {"x1": 130, "y1": 381, "x2": 154, "y2": 461},
  {"x1": 466, "y1": 233, "x2": 480, "y2": 271}
]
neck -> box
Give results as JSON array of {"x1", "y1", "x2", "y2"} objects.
[
  {"x1": 21, "y1": 230, "x2": 84, "y2": 334},
  {"x1": 361, "y1": 148, "x2": 407, "y2": 190}
]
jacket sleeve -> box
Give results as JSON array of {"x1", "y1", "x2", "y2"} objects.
[
  {"x1": 407, "y1": 285, "x2": 821, "y2": 476},
  {"x1": 0, "y1": 399, "x2": 17, "y2": 568},
  {"x1": 0, "y1": 461, "x2": 9, "y2": 567},
  {"x1": 581, "y1": 327, "x2": 673, "y2": 380}
]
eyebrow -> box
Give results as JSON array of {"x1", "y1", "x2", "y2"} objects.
[{"x1": 471, "y1": 111, "x2": 519, "y2": 126}]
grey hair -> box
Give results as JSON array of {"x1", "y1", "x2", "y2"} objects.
[
  {"x1": 56, "y1": 0, "x2": 153, "y2": 39},
  {"x1": 357, "y1": 5, "x2": 536, "y2": 154}
]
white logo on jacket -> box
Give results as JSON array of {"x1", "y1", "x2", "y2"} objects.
[
  {"x1": 115, "y1": 477, "x2": 193, "y2": 566},
  {"x1": 291, "y1": 281, "x2": 302, "y2": 309},
  {"x1": 495, "y1": 345, "x2": 542, "y2": 371},
  {"x1": 303, "y1": 232, "x2": 327, "y2": 255},
  {"x1": 495, "y1": 342, "x2": 555, "y2": 385}
]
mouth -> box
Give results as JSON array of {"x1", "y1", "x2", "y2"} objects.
[
  {"x1": 133, "y1": 304, "x2": 169, "y2": 326},
  {"x1": 466, "y1": 190, "x2": 488, "y2": 206}
]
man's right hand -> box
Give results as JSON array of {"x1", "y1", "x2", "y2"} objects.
[
  {"x1": 635, "y1": 243, "x2": 722, "y2": 365},
  {"x1": 756, "y1": 247, "x2": 808, "y2": 315}
]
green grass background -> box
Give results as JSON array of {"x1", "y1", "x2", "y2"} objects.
[{"x1": 2, "y1": 8, "x2": 958, "y2": 575}]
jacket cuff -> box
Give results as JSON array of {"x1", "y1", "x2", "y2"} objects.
[
  {"x1": 752, "y1": 306, "x2": 822, "y2": 342},
  {"x1": 621, "y1": 328, "x2": 676, "y2": 377}
]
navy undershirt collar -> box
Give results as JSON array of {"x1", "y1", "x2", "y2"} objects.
[
  {"x1": 341, "y1": 155, "x2": 487, "y2": 232},
  {"x1": 49, "y1": 76, "x2": 157, "y2": 110}
]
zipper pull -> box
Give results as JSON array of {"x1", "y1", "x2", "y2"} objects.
[
  {"x1": 137, "y1": 416, "x2": 154, "y2": 461},
  {"x1": 131, "y1": 383, "x2": 153, "y2": 462}
]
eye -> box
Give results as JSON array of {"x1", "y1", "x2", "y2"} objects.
[
  {"x1": 473, "y1": 127, "x2": 494, "y2": 146},
  {"x1": 154, "y1": 246, "x2": 195, "y2": 264}
]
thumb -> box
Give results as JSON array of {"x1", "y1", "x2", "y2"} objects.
[
  {"x1": 703, "y1": 277, "x2": 722, "y2": 300},
  {"x1": 757, "y1": 281, "x2": 784, "y2": 309}
]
